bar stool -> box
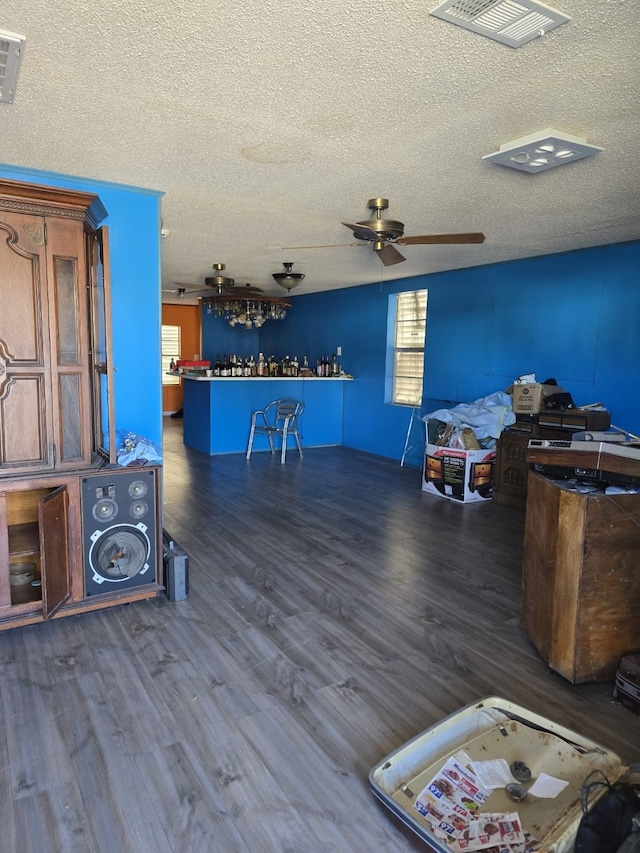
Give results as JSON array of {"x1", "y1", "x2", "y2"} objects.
[{"x1": 246, "y1": 398, "x2": 304, "y2": 464}]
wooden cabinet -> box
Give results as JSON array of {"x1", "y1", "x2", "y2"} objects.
[
  {"x1": 494, "y1": 426, "x2": 569, "y2": 511},
  {"x1": 0, "y1": 179, "x2": 162, "y2": 630},
  {"x1": 521, "y1": 471, "x2": 640, "y2": 683},
  {"x1": 0, "y1": 468, "x2": 163, "y2": 630},
  {"x1": 0, "y1": 180, "x2": 112, "y2": 475}
]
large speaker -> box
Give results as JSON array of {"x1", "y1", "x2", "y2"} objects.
[{"x1": 81, "y1": 467, "x2": 159, "y2": 596}]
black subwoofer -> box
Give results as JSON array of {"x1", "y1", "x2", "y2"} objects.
[{"x1": 81, "y1": 468, "x2": 159, "y2": 595}]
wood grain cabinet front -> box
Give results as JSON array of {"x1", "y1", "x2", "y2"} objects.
[
  {"x1": 0, "y1": 476, "x2": 77, "y2": 625},
  {"x1": 0, "y1": 468, "x2": 163, "y2": 631},
  {"x1": 0, "y1": 179, "x2": 161, "y2": 631},
  {"x1": 521, "y1": 471, "x2": 640, "y2": 683}
]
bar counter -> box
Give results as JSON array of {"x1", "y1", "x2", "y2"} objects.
[{"x1": 180, "y1": 375, "x2": 352, "y2": 455}]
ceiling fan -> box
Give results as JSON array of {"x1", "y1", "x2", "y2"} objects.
[
  {"x1": 165, "y1": 263, "x2": 265, "y2": 297},
  {"x1": 286, "y1": 198, "x2": 485, "y2": 267}
]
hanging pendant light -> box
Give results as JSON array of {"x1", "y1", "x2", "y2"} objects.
[{"x1": 272, "y1": 262, "x2": 305, "y2": 292}]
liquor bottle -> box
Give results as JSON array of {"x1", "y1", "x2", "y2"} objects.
[
  {"x1": 235, "y1": 356, "x2": 244, "y2": 377},
  {"x1": 302, "y1": 355, "x2": 309, "y2": 371},
  {"x1": 291, "y1": 355, "x2": 299, "y2": 377},
  {"x1": 248, "y1": 354, "x2": 256, "y2": 376},
  {"x1": 257, "y1": 352, "x2": 266, "y2": 377},
  {"x1": 316, "y1": 358, "x2": 323, "y2": 377},
  {"x1": 331, "y1": 354, "x2": 339, "y2": 377},
  {"x1": 214, "y1": 354, "x2": 221, "y2": 376},
  {"x1": 169, "y1": 357, "x2": 176, "y2": 372}
]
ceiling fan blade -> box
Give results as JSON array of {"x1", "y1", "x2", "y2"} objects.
[
  {"x1": 280, "y1": 242, "x2": 364, "y2": 250},
  {"x1": 341, "y1": 221, "x2": 381, "y2": 241},
  {"x1": 376, "y1": 243, "x2": 406, "y2": 266},
  {"x1": 232, "y1": 285, "x2": 264, "y2": 295},
  {"x1": 397, "y1": 232, "x2": 486, "y2": 245}
]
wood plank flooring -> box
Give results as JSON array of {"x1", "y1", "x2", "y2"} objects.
[{"x1": 1, "y1": 419, "x2": 638, "y2": 852}]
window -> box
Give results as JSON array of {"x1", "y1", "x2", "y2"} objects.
[
  {"x1": 161, "y1": 324, "x2": 181, "y2": 385},
  {"x1": 392, "y1": 289, "x2": 428, "y2": 406}
]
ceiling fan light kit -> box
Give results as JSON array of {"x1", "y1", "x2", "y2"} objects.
[
  {"x1": 429, "y1": 0, "x2": 570, "y2": 48},
  {"x1": 272, "y1": 262, "x2": 305, "y2": 292},
  {"x1": 483, "y1": 128, "x2": 603, "y2": 173}
]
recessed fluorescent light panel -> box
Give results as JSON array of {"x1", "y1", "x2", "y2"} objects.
[
  {"x1": 482, "y1": 129, "x2": 603, "y2": 174},
  {"x1": 430, "y1": 0, "x2": 570, "y2": 48},
  {"x1": 0, "y1": 30, "x2": 26, "y2": 103}
]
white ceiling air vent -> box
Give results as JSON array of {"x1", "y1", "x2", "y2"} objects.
[
  {"x1": 0, "y1": 30, "x2": 26, "y2": 103},
  {"x1": 483, "y1": 128, "x2": 603, "y2": 174},
  {"x1": 429, "y1": 0, "x2": 570, "y2": 48}
]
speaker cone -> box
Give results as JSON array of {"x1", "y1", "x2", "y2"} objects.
[
  {"x1": 130, "y1": 500, "x2": 148, "y2": 519},
  {"x1": 128, "y1": 480, "x2": 148, "y2": 498},
  {"x1": 93, "y1": 499, "x2": 117, "y2": 521},
  {"x1": 92, "y1": 526, "x2": 149, "y2": 580}
]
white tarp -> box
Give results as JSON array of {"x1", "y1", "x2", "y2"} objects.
[{"x1": 423, "y1": 391, "x2": 516, "y2": 441}]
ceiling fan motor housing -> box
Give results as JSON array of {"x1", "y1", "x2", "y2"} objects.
[{"x1": 356, "y1": 198, "x2": 404, "y2": 242}]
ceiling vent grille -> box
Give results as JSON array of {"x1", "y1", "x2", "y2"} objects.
[
  {"x1": 0, "y1": 30, "x2": 26, "y2": 103},
  {"x1": 429, "y1": 0, "x2": 570, "y2": 48}
]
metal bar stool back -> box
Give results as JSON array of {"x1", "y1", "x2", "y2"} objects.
[{"x1": 246, "y1": 398, "x2": 304, "y2": 464}]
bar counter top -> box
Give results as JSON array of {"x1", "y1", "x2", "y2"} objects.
[
  {"x1": 175, "y1": 373, "x2": 352, "y2": 381},
  {"x1": 179, "y1": 374, "x2": 350, "y2": 455}
]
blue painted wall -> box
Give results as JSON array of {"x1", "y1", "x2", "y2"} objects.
[
  {"x1": 233, "y1": 241, "x2": 640, "y2": 466},
  {"x1": 0, "y1": 165, "x2": 163, "y2": 449},
  {"x1": 201, "y1": 306, "x2": 260, "y2": 362}
]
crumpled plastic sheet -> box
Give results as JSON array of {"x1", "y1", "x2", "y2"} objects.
[
  {"x1": 116, "y1": 429, "x2": 163, "y2": 466},
  {"x1": 423, "y1": 391, "x2": 516, "y2": 442}
]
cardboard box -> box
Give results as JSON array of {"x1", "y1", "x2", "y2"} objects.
[
  {"x1": 511, "y1": 382, "x2": 559, "y2": 414},
  {"x1": 423, "y1": 443, "x2": 496, "y2": 503}
]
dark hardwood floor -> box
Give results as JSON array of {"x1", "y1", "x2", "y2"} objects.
[{"x1": 0, "y1": 419, "x2": 637, "y2": 852}]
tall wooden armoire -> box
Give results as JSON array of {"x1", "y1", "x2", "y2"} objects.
[{"x1": 0, "y1": 179, "x2": 163, "y2": 630}]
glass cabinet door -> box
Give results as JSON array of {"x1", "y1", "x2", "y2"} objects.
[{"x1": 88, "y1": 226, "x2": 116, "y2": 464}]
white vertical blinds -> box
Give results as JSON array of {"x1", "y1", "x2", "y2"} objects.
[{"x1": 393, "y1": 290, "x2": 428, "y2": 406}]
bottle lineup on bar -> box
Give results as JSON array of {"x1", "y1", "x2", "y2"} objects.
[{"x1": 210, "y1": 352, "x2": 342, "y2": 377}]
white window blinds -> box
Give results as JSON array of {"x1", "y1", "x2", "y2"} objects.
[
  {"x1": 161, "y1": 324, "x2": 181, "y2": 386},
  {"x1": 392, "y1": 290, "x2": 428, "y2": 406}
]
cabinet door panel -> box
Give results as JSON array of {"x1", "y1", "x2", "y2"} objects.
[
  {"x1": 0, "y1": 492, "x2": 10, "y2": 609},
  {"x1": 39, "y1": 486, "x2": 71, "y2": 618},
  {"x1": 0, "y1": 376, "x2": 49, "y2": 467},
  {"x1": 0, "y1": 215, "x2": 48, "y2": 361},
  {"x1": 46, "y1": 216, "x2": 92, "y2": 470},
  {"x1": 0, "y1": 213, "x2": 54, "y2": 473},
  {"x1": 88, "y1": 227, "x2": 116, "y2": 462}
]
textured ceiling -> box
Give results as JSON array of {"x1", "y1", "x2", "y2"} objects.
[{"x1": 2, "y1": 0, "x2": 639, "y2": 302}]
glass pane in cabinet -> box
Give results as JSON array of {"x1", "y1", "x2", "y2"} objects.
[
  {"x1": 54, "y1": 257, "x2": 79, "y2": 364},
  {"x1": 59, "y1": 373, "x2": 82, "y2": 461}
]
